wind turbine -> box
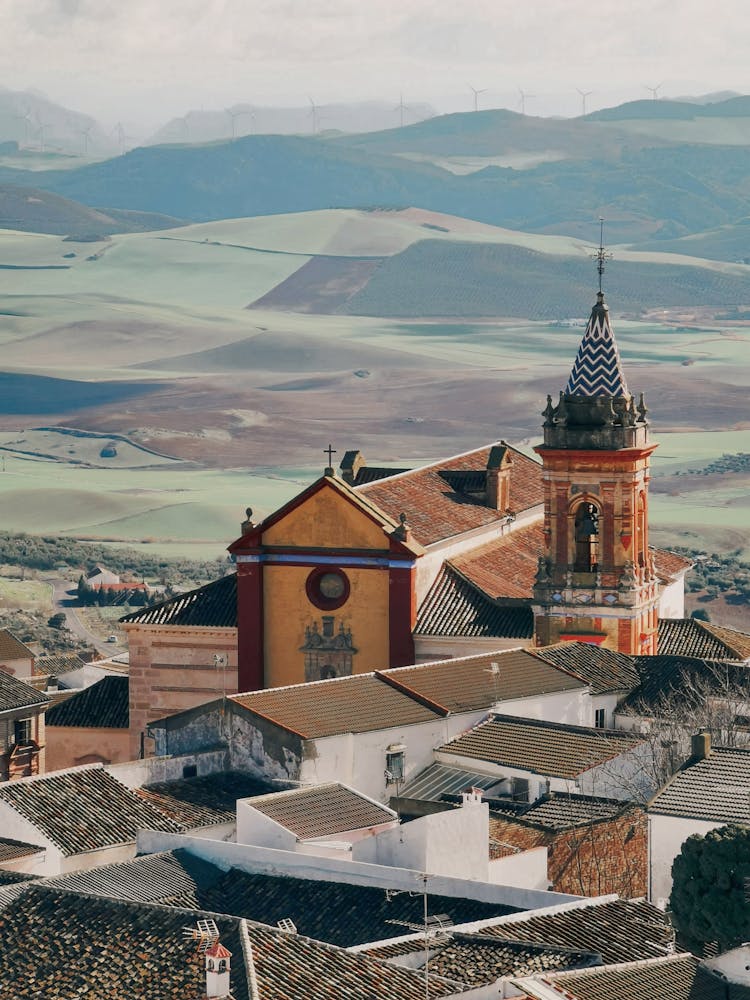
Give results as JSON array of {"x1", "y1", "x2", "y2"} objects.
[
  {"x1": 78, "y1": 124, "x2": 94, "y2": 155},
  {"x1": 12, "y1": 108, "x2": 32, "y2": 144},
  {"x1": 518, "y1": 88, "x2": 535, "y2": 116},
  {"x1": 308, "y1": 96, "x2": 320, "y2": 134},
  {"x1": 577, "y1": 89, "x2": 593, "y2": 116},
  {"x1": 112, "y1": 121, "x2": 129, "y2": 153},
  {"x1": 468, "y1": 83, "x2": 487, "y2": 112},
  {"x1": 645, "y1": 82, "x2": 663, "y2": 101},
  {"x1": 34, "y1": 116, "x2": 52, "y2": 153},
  {"x1": 393, "y1": 92, "x2": 411, "y2": 128}
]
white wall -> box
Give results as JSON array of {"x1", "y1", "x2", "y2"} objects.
[
  {"x1": 0, "y1": 800, "x2": 63, "y2": 874},
  {"x1": 107, "y1": 748, "x2": 229, "y2": 789},
  {"x1": 353, "y1": 799, "x2": 489, "y2": 881},
  {"x1": 648, "y1": 812, "x2": 718, "y2": 906},
  {"x1": 236, "y1": 800, "x2": 297, "y2": 851},
  {"x1": 658, "y1": 576, "x2": 686, "y2": 620},
  {"x1": 704, "y1": 944, "x2": 750, "y2": 986},
  {"x1": 488, "y1": 847, "x2": 549, "y2": 891},
  {"x1": 415, "y1": 636, "x2": 532, "y2": 661},
  {"x1": 498, "y1": 688, "x2": 590, "y2": 728},
  {"x1": 137, "y1": 829, "x2": 581, "y2": 911}
]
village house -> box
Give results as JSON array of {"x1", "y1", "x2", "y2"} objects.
[
  {"x1": 44, "y1": 674, "x2": 130, "y2": 770},
  {"x1": 0, "y1": 628, "x2": 34, "y2": 678},
  {"x1": 0, "y1": 669, "x2": 49, "y2": 781}
]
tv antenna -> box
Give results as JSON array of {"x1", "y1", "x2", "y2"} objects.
[
  {"x1": 484, "y1": 660, "x2": 501, "y2": 706},
  {"x1": 385, "y1": 874, "x2": 453, "y2": 1000},
  {"x1": 645, "y1": 82, "x2": 663, "y2": 101},
  {"x1": 394, "y1": 92, "x2": 411, "y2": 128},
  {"x1": 468, "y1": 83, "x2": 487, "y2": 112},
  {"x1": 590, "y1": 218, "x2": 613, "y2": 294},
  {"x1": 182, "y1": 918, "x2": 220, "y2": 952},
  {"x1": 518, "y1": 88, "x2": 535, "y2": 116},
  {"x1": 577, "y1": 89, "x2": 593, "y2": 116}
]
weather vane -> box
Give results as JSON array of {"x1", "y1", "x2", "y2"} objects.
[{"x1": 591, "y1": 217, "x2": 613, "y2": 294}]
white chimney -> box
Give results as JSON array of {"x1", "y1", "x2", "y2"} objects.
[
  {"x1": 461, "y1": 787, "x2": 484, "y2": 807},
  {"x1": 205, "y1": 940, "x2": 232, "y2": 999}
]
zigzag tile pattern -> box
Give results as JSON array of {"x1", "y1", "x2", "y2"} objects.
[{"x1": 566, "y1": 303, "x2": 629, "y2": 398}]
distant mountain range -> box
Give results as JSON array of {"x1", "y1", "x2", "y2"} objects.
[{"x1": 2, "y1": 96, "x2": 750, "y2": 248}]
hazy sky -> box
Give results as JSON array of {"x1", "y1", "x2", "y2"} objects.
[{"x1": 0, "y1": 0, "x2": 748, "y2": 132}]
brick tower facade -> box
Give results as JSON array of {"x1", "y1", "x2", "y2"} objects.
[{"x1": 532, "y1": 290, "x2": 659, "y2": 654}]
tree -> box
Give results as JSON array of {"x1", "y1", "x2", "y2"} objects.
[
  {"x1": 47, "y1": 612, "x2": 67, "y2": 630},
  {"x1": 670, "y1": 824, "x2": 750, "y2": 952},
  {"x1": 690, "y1": 608, "x2": 711, "y2": 622}
]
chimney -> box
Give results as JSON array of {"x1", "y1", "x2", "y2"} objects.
[
  {"x1": 486, "y1": 443, "x2": 513, "y2": 512},
  {"x1": 205, "y1": 939, "x2": 232, "y2": 999},
  {"x1": 691, "y1": 730, "x2": 711, "y2": 761},
  {"x1": 340, "y1": 450, "x2": 366, "y2": 485},
  {"x1": 461, "y1": 787, "x2": 484, "y2": 807},
  {"x1": 240, "y1": 507, "x2": 255, "y2": 534}
]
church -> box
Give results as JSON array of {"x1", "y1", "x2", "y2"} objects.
[{"x1": 123, "y1": 281, "x2": 691, "y2": 756}]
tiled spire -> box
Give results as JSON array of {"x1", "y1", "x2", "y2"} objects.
[{"x1": 565, "y1": 292, "x2": 629, "y2": 398}]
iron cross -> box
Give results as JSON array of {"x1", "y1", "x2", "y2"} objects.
[{"x1": 324, "y1": 444, "x2": 336, "y2": 467}]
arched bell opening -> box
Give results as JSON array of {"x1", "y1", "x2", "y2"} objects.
[{"x1": 572, "y1": 500, "x2": 600, "y2": 573}]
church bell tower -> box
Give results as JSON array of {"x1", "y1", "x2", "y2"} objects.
[{"x1": 532, "y1": 268, "x2": 659, "y2": 654}]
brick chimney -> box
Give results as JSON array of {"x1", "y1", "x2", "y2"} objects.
[
  {"x1": 486, "y1": 443, "x2": 513, "y2": 512},
  {"x1": 691, "y1": 730, "x2": 711, "y2": 760}
]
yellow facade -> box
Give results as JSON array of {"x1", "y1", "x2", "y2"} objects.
[{"x1": 263, "y1": 487, "x2": 388, "y2": 550}]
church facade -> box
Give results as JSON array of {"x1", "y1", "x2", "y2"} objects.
[{"x1": 123, "y1": 286, "x2": 690, "y2": 756}]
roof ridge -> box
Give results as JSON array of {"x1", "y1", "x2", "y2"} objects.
[
  {"x1": 357, "y1": 441, "x2": 537, "y2": 490},
  {"x1": 542, "y1": 951, "x2": 696, "y2": 981}
]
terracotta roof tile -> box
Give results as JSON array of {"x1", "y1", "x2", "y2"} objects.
[
  {"x1": 0, "y1": 766, "x2": 182, "y2": 856},
  {"x1": 49, "y1": 848, "x2": 513, "y2": 949},
  {"x1": 244, "y1": 783, "x2": 395, "y2": 839},
  {"x1": 648, "y1": 746, "x2": 750, "y2": 823},
  {"x1": 0, "y1": 837, "x2": 43, "y2": 863},
  {"x1": 618, "y1": 655, "x2": 748, "y2": 715},
  {"x1": 415, "y1": 564, "x2": 533, "y2": 638},
  {"x1": 531, "y1": 952, "x2": 750, "y2": 1000},
  {"x1": 438, "y1": 715, "x2": 644, "y2": 780},
  {"x1": 0, "y1": 629, "x2": 33, "y2": 662},
  {"x1": 379, "y1": 648, "x2": 584, "y2": 714},
  {"x1": 0, "y1": 669, "x2": 49, "y2": 713},
  {"x1": 45, "y1": 675, "x2": 128, "y2": 728},
  {"x1": 232, "y1": 673, "x2": 443, "y2": 738},
  {"x1": 653, "y1": 549, "x2": 692, "y2": 582},
  {"x1": 452, "y1": 523, "x2": 545, "y2": 599},
  {"x1": 121, "y1": 572, "x2": 237, "y2": 628},
  {"x1": 135, "y1": 771, "x2": 275, "y2": 828},
  {"x1": 658, "y1": 618, "x2": 750, "y2": 659},
  {"x1": 359, "y1": 444, "x2": 543, "y2": 547},
  {"x1": 480, "y1": 898, "x2": 673, "y2": 965},
  {"x1": 532, "y1": 642, "x2": 640, "y2": 695}
]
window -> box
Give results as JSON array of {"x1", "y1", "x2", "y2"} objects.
[
  {"x1": 13, "y1": 719, "x2": 32, "y2": 745},
  {"x1": 385, "y1": 750, "x2": 405, "y2": 783},
  {"x1": 594, "y1": 708, "x2": 606, "y2": 729},
  {"x1": 182, "y1": 763, "x2": 197, "y2": 779},
  {"x1": 574, "y1": 501, "x2": 600, "y2": 572}
]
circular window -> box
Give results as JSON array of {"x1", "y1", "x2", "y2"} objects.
[{"x1": 306, "y1": 567, "x2": 350, "y2": 610}]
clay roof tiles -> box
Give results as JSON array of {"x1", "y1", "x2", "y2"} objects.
[
  {"x1": 658, "y1": 618, "x2": 750, "y2": 660},
  {"x1": 379, "y1": 648, "x2": 584, "y2": 715},
  {"x1": 0, "y1": 837, "x2": 43, "y2": 863},
  {"x1": 121, "y1": 572, "x2": 237, "y2": 628},
  {"x1": 415, "y1": 564, "x2": 534, "y2": 639},
  {"x1": 526, "y1": 952, "x2": 750, "y2": 1000},
  {"x1": 135, "y1": 771, "x2": 275, "y2": 828},
  {"x1": 0, "y1": 669, "x2": 49, "y2": 713},
  {"x1": 0, "y1": 765, "x2": 181, "y2": 856},
  {"x1": 232, "y1": 672, "x2": 443, "y2": 738},
  {"x1": 0, "y1": 629, "x2": 33, "y2": 662},
  {"x1": 532, "y1": 642, "x2": 640, "y2": 695},
  {"x1": 648, "y1": 746, "x2": 750, "y2": 823},
  {"x1": 479, "y1": 898, "x2": 673, "y2": 965},
  {"x1": 244, "y1": 783, "x2": 395, "y2": 839},
  {"x1": 45, "y1": 674, "x2": 128, "y2": 728},
  {"x1": 48, "y1": 848, "x2": 513, "y2": 949},
  {"x1": 358, "y1": 444, "x2": 544, "y2": 547},
  {"x1": 438, "y1": 715, "x2": 644, "y2": 779}
]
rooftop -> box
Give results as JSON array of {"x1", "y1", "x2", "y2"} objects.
[
  {"x1": 121, "y1": 571, "x2": 237, "y2": 628},
  {"x1": 46, "y1": 848, "x2": 515, "y2": 949},
  {"x1": 136, "y1": 771, "x2": 275, "y2": 827},
  {"x1": 649, "y1": 745, "x2": 750, "y2": 823},
  {"x1": 379, "y1": 648, "x2": 584, "y2": 715},
  {"x1": 231, "y1": 672, "x2": 443, "y2": 739},
  {"x1": 415, "y1": 563, "x2": 534, "y2": 639},
  {"x1": 398, "y1": 762, "x2": 525, "y2": 806},
  {"x1": 618, "y1": 655, "x2": 749, "y2": 716},
  {"x1": 45, "y1": 674, "x2": 128, "y2": 729},
  {"x1": 0, "y1": 668, "x2": 49, "y2": 714},
  {"x1": 658, "y1": 618, "x2": 750, "y2": 660},
  {"x1": 520, "y1": 952, "x2": 750, "y2": 1000},
  {"x1": 478, "y1": 897, "x2": 674, "y2": 965},
  {"x1": 532, "y1": 642, "x2": 639, "y2": 695},
  {"x1": 0, "y1": 884, "x2": 463, "y2": 1000},
  {"x1": 245, "y1": 782, "x2": 396, "y2": 839},
  {"x1": 358, "y1": 443, "x2": 543, "y2": 547},
  {"x1": 0, "y1": 836, "x2": 43, "y2": 863},
  {"x1": 0, "y1": 629, "x2": 33, "y2": 662},
  {"x1": 438, "y1": 715, "x2": 644, "y2": 779},
  {"x1": 0, "y1": 765, "x2": 181, "y2": 856}
]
